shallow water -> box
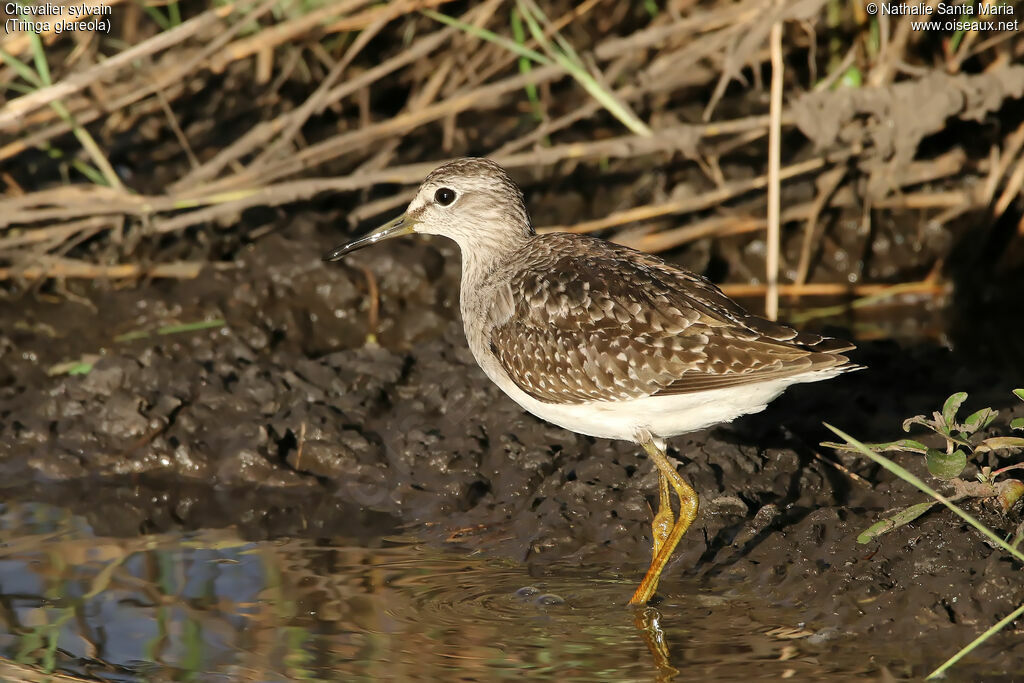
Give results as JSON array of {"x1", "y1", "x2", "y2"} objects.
[{"x1": 0, "y1": 500, "x2": 902, "y2": 682}]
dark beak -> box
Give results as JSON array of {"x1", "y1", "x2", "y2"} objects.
[{"x1": 323, "y1": 213, "x2": 416, "y2": 261}]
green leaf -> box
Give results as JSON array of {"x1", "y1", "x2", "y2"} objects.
[
  {"x1": 0, "y1": 47, "x2": 45, "y2": 88},
  {"x1": 822, "y1": 438, "x2": 929, "y2": 455},
  {"x1": 857, "y1": 501, "x2": 937, "y2": 543},
  {"x1": 944, "y1": 433, "x2": 975, "y2": 450},
  {"x1": 511, "y1": 0, "x2": 652, "y2": 137},
  {"x1": 926, "y1": 448, "x2": 967, "y2": 480},
  {"x1": 1013, "y1": 389, "x2": 1024, "y2": 402},
  {"x1": 997, "y1": 480, "x2": 1024, "y2": 514},
  {"x1": 942, "y1": 392, "x2": 968, "y2": 426},
  {"x1": 962, "y1": 407, "x2": 998, "y2": 433},
  {"x1": 975, "y1": 437, "x2": 1024, "y2": 453},
  {"x1": 67, "y1": 362, "x2": 94, "y2": 376},
  {"x1": 1011, "y1": 417, "x2": 1024, "y2": 431},
  {"x1": 839, "y1": 66, "x2": 863, "y2": 88},
  {"x1": 46, "y1": 354, "x2": 101, "y2": 376},
  {"x1": 903, "y1": 415, "x2": 933, "y2": 432},
  {"x1": 421, "y1": 10, "x2": 549, "y2": 65},
  {"x1": 893, "y1": 439, "x2": 930, "y2": 453},
  {"x1": 25, "y1": 23, "x2": 51, "y2": 86}
]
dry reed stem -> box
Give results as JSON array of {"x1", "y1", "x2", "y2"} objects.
[
  {"x1": 0, "y1": 0, "x2": 124, "y2": 55},
  {"x1": 610, "y1": 196, "x2": 855, "y2": 254},
  {"x1": 0, "y1": 216, "x2": 112, "y2": 250},
  {"x1": 175, "y1": 3, "x2": 788, "y2": 193},
  {"x1": 994, "y1": 156, "x2": 1024, "y2": 219},
  {"x1": 540, "y1": 152, "x2": 842, "y2": 235},
  {"x1": 868, "y1": 0, "x2": 939, "y2": 86},
  {"x1": 3, "y1": 141, "x2": 979, "y2": 252},
  {"x1": 982, "y1": 120, "x2": 1024, "y2": 206},
  {"x1": 0, "y1": 0, "x2": 282, "y2": 161},
  {"x1": 0, "y1": 3, "x2": 237, "y2": 132},
  {"x1": 719, "y1": 280, "x2": 948, "y2": 298},
  {"x1": 794, "y1": 167, "x2": 845, "y2": 288},
  {"x1": 1, "y1": 121, "x2": 770, "y2": 230},
  {"x1": 206, "y1": 0, "x2": 377, "y2": 70},
  {"x1": 0, "y1": 128, "x2": 983, "y2": 263},
  {"x1": 0, "y1": 260, "x2": 210, "y2": 281},
  {"x1": 172, "y1": 23, "x2": 460, "y2": 190},
  {"x1": 1, "y1": 0, "x2": 1017, "y2": 294},
  {"x1": 765, "y1": 11, "x2": 784, "y2": 321}
]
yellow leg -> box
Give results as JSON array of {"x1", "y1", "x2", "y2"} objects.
[
  {"x1": 629, "y1": 432, "x2": 699, "y2": 606},
  {"x1": 651, "y1": 472, "x2": 673, "y2": 558}
]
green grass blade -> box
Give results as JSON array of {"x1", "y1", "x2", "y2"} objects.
[
  {"x1": 142, "y1": 4, "x2": 171, "y2": 30},
  {"x1": 926, "y1": 602, "x2": 1024, "y2": 680},
  {"x1": 824, "y1": 424, "x2": 1024, "y2": 564},
  {"x1": 71, "y1": 159, "x2": 108, "y2": 185},
  {"x1": 857, "y1": 500, "x2": 937, "y2": 543},
  {"x1": 949, "y1": 27, "x2": 966, "y2": 54},
  {"x1": 514, "y1": 0, "x2": 554, "y2": 55},
  {"x1": 789, "y1": 281, "x2": 939, "y2": 324},
  {"x1": 48, "y1": 99, "x2": 122, "y2": 188},
  {"x1": 829, "y1": 423, "x2": 1024, "y2": 678},
  {"x1": 568, "y1": 67, "x2": 652, "y2": 137},
  {"x1": 114, "y1": 318, "x2": 225, "y2": 342},
  {"x1": 428, "y1": 2, "x2": 650, "y2": 137},
  {"x1": 157, "y1": 319, "x2": 226, "y2": 335},
  {"x1": 514, "y1": 0, "x2": 651, "y2": 137},
  {"x1": 518, "y1": 0, "x2": 581, "y2": 64},
  {"x1": 1, "y1": 81, "x2": 36, "y2": 95},
  {"x1": 24, "y1": 21, "x2": 52, "y2": 85},
  {"x1": 421, "y1": 9, "x2": 549, "y2": 65},
  {"x1": 510, "y1": 7, "x2": 542, "y2": 121},
  {"x1": 167, "y1": 0, "x2": 182, "y2": 26},
  {"x1": 0, "y1": 47, "x2": 44, "y2": 87}
]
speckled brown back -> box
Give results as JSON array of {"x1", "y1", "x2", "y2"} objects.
[{"x1": 489, "y1": 233, "x2": 855, "y2": 405}]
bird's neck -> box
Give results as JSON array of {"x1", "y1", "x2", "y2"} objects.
[{"x1": 456, "y1": 230, "x2": 532, "y2": 287}]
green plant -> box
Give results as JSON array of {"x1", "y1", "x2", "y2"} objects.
[
  {"x1": 423, "y1": 1, "x2": 652, "y2": 137},
  {"x1": 510, "y1": 6, "x2": 544, "y2": 124},
  {"x1": 139, "y1": 0, "x2": 182, "y2": 30},
  {"x1": 824, "y1": 389, "x2": 1024, "y2": 543},
  {"x1": 825, "y1": 423, "x2": 1024, "y2": 680},
  {"x1": 0, "y1": 29, "x2": 121, "y2": 188}
]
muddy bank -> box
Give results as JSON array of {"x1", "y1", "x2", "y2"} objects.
[
  {"x1": 3, "y1": 1, "x2": 1024, "y2": 678},
  {"x1": 2, "y1": 224, "x2": 1022, "y2": 677}
]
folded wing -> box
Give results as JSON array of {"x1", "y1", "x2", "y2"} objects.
[{"x1": 488, "y1": 234, "x2": 854, "y2": 405}]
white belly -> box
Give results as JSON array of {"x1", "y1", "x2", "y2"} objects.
[
  {"x1": 459, "y1": 279, "x2": 842, "y2": 443},
  {"x1": 476, "y1": 349, "x2": 840, "y2": 442}
]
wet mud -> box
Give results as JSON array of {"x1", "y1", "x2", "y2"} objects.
[{"x1": 1, "y1": 216, "x2": 1023, "y2": 679}]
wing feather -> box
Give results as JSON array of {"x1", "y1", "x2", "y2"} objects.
[{"x1": 488, "y1": 234, "x2": 854, "y2": 405}]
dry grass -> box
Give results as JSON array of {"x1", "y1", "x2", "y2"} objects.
[{"x1": 1, "y1": 0, "x2": 1022, "y2": 315}]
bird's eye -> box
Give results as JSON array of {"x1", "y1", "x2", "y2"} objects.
[{"x1": 434, "y1": 187, "x2": 456, "y2": 206}]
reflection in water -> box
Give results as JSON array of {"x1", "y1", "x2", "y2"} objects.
[{"x1": 0, "y1": 501, "x2": 872, "y2": 681}]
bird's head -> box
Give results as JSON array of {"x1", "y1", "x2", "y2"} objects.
[{"x1": 324, "y1": 158, "x2": 534, "y2": 263}]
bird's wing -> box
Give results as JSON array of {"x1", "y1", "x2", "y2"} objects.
[{"x1": 488, "y1": 234, "x2": 853, "y2": 405}]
